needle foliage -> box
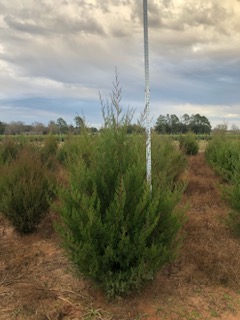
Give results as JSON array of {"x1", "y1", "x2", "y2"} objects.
[{"x1": 56, "y1": 75, "x2": 187, "y2": 297}]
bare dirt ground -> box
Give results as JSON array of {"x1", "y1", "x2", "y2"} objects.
[{"x1": 1, "y1": 152, "x2": 240, "y2": 320}]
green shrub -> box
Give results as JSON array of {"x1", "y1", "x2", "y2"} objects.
[
  {"x1": 41, "y1": 134, "x2": 58, "y2": 158},
  {"x1": 56, "y1": 77, "x2": 186, "y2": 297},
  {"x1": 205, "y1": 136, "x2": 240, "y2": 235},
  {"x1": 225, "y1": 183, "x2": 240, "y2": 210},
  {"x1": 205, "y1": 136, "x2": 240, "y2": 182},
  {"x1": 0, "y1": 137, "x2": 22, "y2": 164},
  {"x1": 152, "y1": 133, "x2": 187, "y2": 186},
  {"x1": 41, "y1": 134, "x2": 59, "y2": 169},
  {"x1": 179, "y1": 133, "x2": 199, "y2": 155},
  {"x1": 57, "y1": 135, "x2": 83, "y2": 165},
  {"x1": 223, "y1": 178, "x2": 240, "y2": 237},
  {"x1": 0, "y1": 147, "x2": 55, "y2": 233}
]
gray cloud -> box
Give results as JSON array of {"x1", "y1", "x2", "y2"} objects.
[
  {"x1": 4, "y1": 15, "x2": 46, "y2": 34},
  {"x1": 3, "y1": 13, "x2": 105, "y2": 36},
  {"x1": 131, "y1": 0, "x2": 231, "y2": 34}
]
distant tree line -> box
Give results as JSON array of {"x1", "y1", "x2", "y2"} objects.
[
  {"x1": 154, "y1": 113, "x2": 212, "y2": 134},
  {"x1": 0, "y1": 116, "x2": 98, "y2": 136},
  {"x1": 0, "y1": 116, "x2": 146, "y2": 136},
  {"x1": 0, "y1": 113, "x2": 212, "y2": 136}
]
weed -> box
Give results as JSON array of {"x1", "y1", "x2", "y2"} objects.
[
  {"x1": 82, "y1": 307, "x2": 110, "y2": 320},
  {"x1": 209, "y1": 309, "x2": 219, "y2": 318}
]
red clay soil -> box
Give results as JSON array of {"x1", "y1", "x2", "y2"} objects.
[{"x1": 1, "y1": 152, "x2": 240, "y2": 320}]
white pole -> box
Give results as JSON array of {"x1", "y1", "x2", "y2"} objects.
[{"x1": 143, "y1": 0, "x2": 152, "y2": 190}]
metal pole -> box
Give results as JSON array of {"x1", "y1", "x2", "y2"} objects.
[{"x1": 143, "y1": 0, "x2": 152, "y2": 190}]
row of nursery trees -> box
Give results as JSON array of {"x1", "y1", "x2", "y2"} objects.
[
  {"x1": 206, "y1": 135, "x2": 240, "y2": 235},
  {"x1": 0, "y1": 79, "x2": 194, "y2": 297},
  {"x1": 2, "y1": 76, "x2": 240, "y2": 297},
  {"x1": 1, "y1": 103, "x2": 239, "y2": 295},
  {"x1": 2, "y1": 76, "x2": 239, "y2": 296},
  {"x1": 1, "y1": 122, "x2": 240, "y2": 296}
]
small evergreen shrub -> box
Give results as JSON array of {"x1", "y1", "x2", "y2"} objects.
[
  {"x1": 0, "y1": 147, "x2": 55, "y2": 233},
  {"x1": 56, "y1": 76, "x2": 186, "y2": 297},
  {"x1": 179, "y1": 133, "x2": 199, "y2": 155},
  {"x1": 152, "y1": 133, "x2": 187, "y2": 186},
  {"x1": 56, "y1": 144, "x2": 68, "y2": 164},
  {"x1": 223, "y1": 178, "x2": 240, "y2": 237},
  {"x1": 57, "y1": 136, "x2": 83, "y2": 165},
  {"x1": 206, "y1": 136, "x2": 240, "y2": 182},
  {"x1": 206, "y1": 136, "x2": 240, "y2": 235},
  {"x1": 0, "y1": 137, "x2": 22, "y2": 164},
  {"x1": 41, "y1": 134, "x2": 59, "y2": 169}
]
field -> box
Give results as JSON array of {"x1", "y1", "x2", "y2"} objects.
[{"x1": 1, "y1": 144, "x2": 240, "y2": 320}]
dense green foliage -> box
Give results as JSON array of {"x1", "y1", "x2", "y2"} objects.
[
  {"x1": 0, "y1": 136, "x2": 23, "y2": 164},
  {"x1": 40, "y1": 134, "x2": 59, "y2": 169},
  {"x1": 0, "y1": 145, "x2": 55, "y2": 233},
  {"x1": 56, "y1": 79, "x2": 187, "y2": 297},
  {"x1": 179, "y1": 133, "x2": 199, "y2": 155},
  {"x1": 205, "y1": 135, "x2": 240, "y2": 235},
  {"x1": 56, "y1": 134, "x2": 94, "y2": 165},
  {"x1": 155, "y1": 113, "x2": 211, "y2": 134},
  {"x1": 205, "y1": 135, "x2": 240, "y2": 182},
  {"x1": 151, "y1": 133, "x2": 187, "y2": 184}
]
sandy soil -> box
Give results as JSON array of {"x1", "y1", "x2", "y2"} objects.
[{"x1": 1, "y1": 152, "x2": 240, "y2": 320}]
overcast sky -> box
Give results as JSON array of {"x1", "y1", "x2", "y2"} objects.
[{"x1": 0, "y1": 0, "x2": 240, "y2": 129}]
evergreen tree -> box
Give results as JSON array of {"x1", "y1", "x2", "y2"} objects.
[
  {"x1": 189, "y1": 114, "x2": 211, "y2": 134},
  {"x1": 0, "y1": 121, "x2": 6, "y2": 135},
  {"x1": 56, "y1": 74, "x2": 186, "y2": 297},
  {"x1": 155, "y1": 113, "x2": 211, "y2": 134},
  {"x1": 56, "y1": 117, "x2": 69, "y2": 134}
]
